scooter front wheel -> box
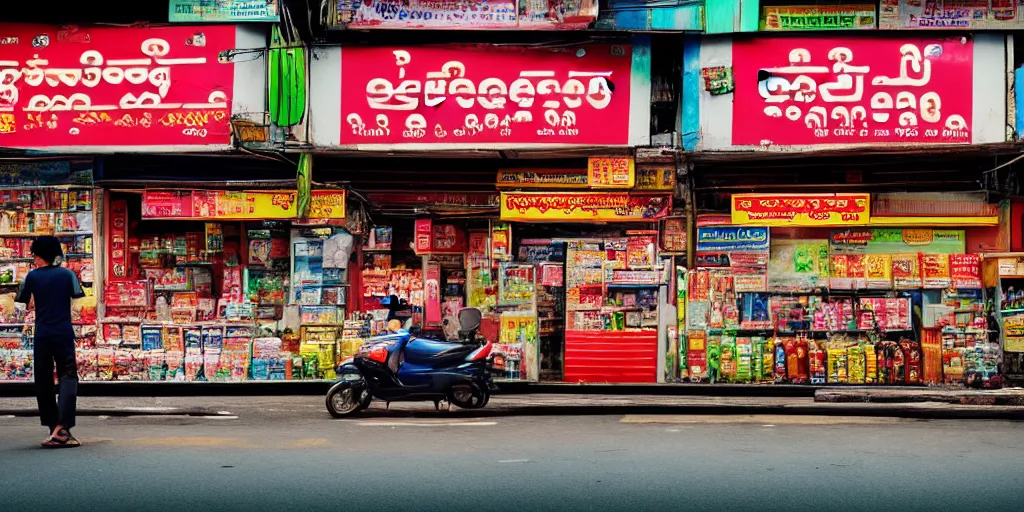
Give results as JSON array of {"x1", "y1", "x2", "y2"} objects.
[
  {"x1": 449, "y1": 382, "x2": 488, "y2": 410},
  {"x1": 326, "y1": 383, "x2": 369, "y2": 418}
]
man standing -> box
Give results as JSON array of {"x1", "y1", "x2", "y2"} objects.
[{"x1": 16, "y1": 236, "x2": 86, "y2": 448}]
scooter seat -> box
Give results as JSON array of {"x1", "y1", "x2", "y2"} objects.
[{"x1": 403, "y1": 337, "x2": 476, "y2": 366}]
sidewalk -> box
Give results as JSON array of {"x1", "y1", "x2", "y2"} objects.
[{"x1": 2, "y1": 392, "x2": 1023, "y2": 420}]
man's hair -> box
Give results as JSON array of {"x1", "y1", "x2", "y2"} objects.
[{"x1": 30, "y1": 236, "x2": 64, "y2": 265}]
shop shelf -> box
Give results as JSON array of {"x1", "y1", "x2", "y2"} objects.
[{"x1": 1000, "y1": 308, "x2": 1024, "y2": 316}]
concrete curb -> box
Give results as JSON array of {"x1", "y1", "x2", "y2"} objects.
[
  {"x1": 0, "y1": 381, "x2": 819, "y2": 398},
  {"x1": 815, "y1": 389, "x2": 1024, "y2": 406},
  {"x1": 3, "y1": 403, "x2": 1023, "y2": 421}
]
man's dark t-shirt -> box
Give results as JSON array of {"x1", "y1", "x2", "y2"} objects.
[{"x1": 15, "y1": 265, "x2": 85, "y2": 341}]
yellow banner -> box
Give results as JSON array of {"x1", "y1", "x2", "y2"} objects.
[
  {"x1": 500, "y1": 192, "x2": 671, "y2": 222},
  {"x1": 216, "y1": 191, "x2": 297, "y2": 219},
  {"x1": 732, "y1": 193, "x2": 870, "y2": 226},
  {"x1": 588, "y1": 157, "x2": 635, "y2": 188},
  {"x1": 309, "y1": 190, "x2": 347, "y2": 219}
]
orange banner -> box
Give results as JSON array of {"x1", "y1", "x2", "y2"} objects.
[
  {"x1": 732, "y1": 193, "x2": 870, "y2": 226},
  {"x1": 500, "y1": 192, "x2": 671, "y2": 222},
  {"x1": 588, "y1": 157, "x2": 635, "y2": 188}
]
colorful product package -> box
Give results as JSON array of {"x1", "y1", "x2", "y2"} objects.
[
  {"x1": 184, "y1": 328, "x2": 203, "y2": 350},
  {"x1": 719, "y1": 335, "x2": 737, "y2": 382},
  {"x1": 686, "y1": 331, "x2": 708, "y2": 381},
  {"x1": 145, "y1": 349, "x2": 166, "y2": 381},
  {"x1": 202, "y1": 327, "x2": 224, "y2": 351},
  {"x1": 184, "y1": 347, "x2": 203, "y2": 381},
  {"x1": 901, "y1": 339, "x2": 921, "y2": 384},
  {"x1": 114, "y1": 349, "x2": 134, "y2": 380},
  {"x1": 203, "y1": 349, "x2": 221, "y2": 382},
  {"x1": 735, "y1": 337, "x2": 752, "y2": 383},
  {"x1": 808, "y1": 341, "x2": 826, "y2": 384},
  {"x1": 141, "y1": 326, "x2": 163, "y2": 351},
  {"x1": 706, "y1": 335, "x2": 722, "y2": 383},
  {"x1": 76, "y1": 348, "x2": 97, "y2": 381},
  {"x1": 165, "y1": 350, "x2": 185, "y2": 381},
  {"x1": 773, "y1": 337, "x2": 787, "y2": 382},
  {"x1": 97, "y1": 348, "x2": 115, "y2": 380},
  {"x1": 847, "y1": 344, "x2": 866, "y2": 384},
  {"x1": 864, "y1": 341, "x2": 878, "y2": 384}
]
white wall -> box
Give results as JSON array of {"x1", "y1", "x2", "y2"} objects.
[{"x1": 697, "y1": 34, "x2": 1009, "y2": 152}]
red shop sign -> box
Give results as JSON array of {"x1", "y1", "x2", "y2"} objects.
[
  {"x1": 0, "y1": 24, "x2": 235, "y2": 149},
  {"x1": 732, "y1": 37, "x2": 973, "y2": 146},
  {"x1": 340, "y1": 45, "x2": 632, "y2": 145}
]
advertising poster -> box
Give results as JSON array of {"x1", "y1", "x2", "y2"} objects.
[
  {"x1": 732, "y1": 37, "x2": 973, "y2": 146},
  {"x1": 335, "y1": 0, "x2": 597, "y2": 30},
  {"x1": 500, "y1": 192, "x2": 671, "y2": 222},
  {"x1": 0, "y1": 24, "x2": 236, "y2": 148},
  {"x1": 761, "y1": 5, "x2": 877, "y2": 30},
  {"x1": 340, "y1": 45, "x2": 632, "y2": 145},
  {"x1": 879, "y1": 0, "x2": 1024, "y2": 29},
  {"x1": 768, "y1": 239, "x2": 829, "y2": 292},
  {"x1": 732, "y1": 193, "x2": 869, "y2": 226}
]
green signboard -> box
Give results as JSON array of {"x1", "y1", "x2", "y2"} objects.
[{"x1": 169, "y1": 0, "x2": 281, "y2": 23}]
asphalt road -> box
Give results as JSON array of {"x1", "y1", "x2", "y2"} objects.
[{"x1": 2, "y1": 401, "x2": 1023, "y2": 512}]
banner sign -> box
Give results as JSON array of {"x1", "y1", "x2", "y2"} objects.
[
  {"x1": 169, "y1": 0, "x2": 280, "y2": 22},
  {"x1": 635, "y1": 167, "x2": 675, "y2": 191},
  {"x1": 695, "y1": 226, "x2": 770, "y2": 252},
  {"x1": 308, "y1": 190, "x2": 347, "y2": 220},
  {"x1": 761, "y1": 5, "x2": 877, "y2": 31},
  {"x1": 365, "y1": 192, "x2": 498, "y2": 207},
  {"x1": 949, "y1": 253, "x2": 982, "y2": 288},
  {"x1": 731, "y1": 193, "x2": 870, "y2": 225},
  {"x1": 587, "y1": 156, "x2": 635, "y2": 188},
  {"x1": 732, "y1": 37, "x2": 973, "y2": 146},
  {"x1": 496, "y1": 170, "x2": 588, "y2": 189},
  {"x1": 880, "y1": 0, "x2": 1024, "y2": 29},
  {"x1": 334, "y1": 0, "x2": 597, "y2": 30},
  {"x1": 142, "y1": 190, "x2": 297, "y2": 220},
  {"x1": 0, "y1": 24, "x2": 235, "y2": 149},
  {"x1": 340, "y1": 44, "x2": 632, "y2": 146},
  {"x1": 499, "y1": 192, "x2": 670, "y2": 222}
]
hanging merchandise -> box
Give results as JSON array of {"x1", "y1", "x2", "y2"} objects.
[{"x1": 498, "y1": 264, "x2": 536, "y2": 306}]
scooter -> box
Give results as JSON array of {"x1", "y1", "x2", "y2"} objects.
[{"x1": 325, "y1": 307, "x2": 495, "y2": 418}]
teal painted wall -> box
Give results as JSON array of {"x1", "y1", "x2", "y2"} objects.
[{"x1": 704, "y1": 0, "x2": 757, "y2": 33}]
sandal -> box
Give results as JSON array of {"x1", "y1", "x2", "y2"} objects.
[{"x1": 42, "y1": 429, "x2": 81, "y2": 449}]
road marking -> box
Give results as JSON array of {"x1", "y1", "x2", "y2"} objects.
[
  {"x1": 1, "y1": 415, "x2": 14, "y2": 419},
  {"x1": 128, "y1": 436, "x2": 253, "y2": 448},
  {"x1": 289, "y1": 438, "x2": 329, "y2": 448},
  {"x1": 97, "y1": 416, "x2": 109, "y2": 420},
  {"x1": 123, "y1": 407, "x2": 180, "y2": 412},
  {"x1": 357, "y1": 421, "x2": 498, "y2": 427},
  {"x1": 498, "y1": 459, "x2": 530, "y2": 463},
  {"x1": 621, "y1": 415, "x2": 911, "y2": 425},
  {"x1": 200, "y1": 415, "x2": 239, "y2": 420}
]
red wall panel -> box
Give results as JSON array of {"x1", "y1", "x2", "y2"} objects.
[{"x1": 564, "y1": 330, "x2": 659, "y2": 384}]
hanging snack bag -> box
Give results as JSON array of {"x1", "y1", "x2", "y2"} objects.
[
  {"x1": 706, "y1": 335, "x2": 722, "y2": 383},
  {"x1": 901, "y1": 339, "x2": 921, "y2": 384},
  {"x1": 97, "y1": 348, "x2": 115, "y2": 380},
  {"x1": 808, "y1": 340, "x2": 826, "y2": 384},
  {"x1": 795, "y1": 337, "x2": 809, "y2": 383},
  {"x1": 774, "y1": 337, "x2": 787, "y2": 382},
  {"x1": 863, "y1": 340, "x2": 878, "y2": 384},
  {"x1": 847, "y1": 344, "x2": 866, "y2": 384},
  {"x1": 719, "y1": 335, "x2": 737, "y2": 382},
  {"x1": 735, "y1": 337, "x2": 753, "y2": 383},
  {"x1": 892, "y1": 342, "x2": 906, "y2": 383}
]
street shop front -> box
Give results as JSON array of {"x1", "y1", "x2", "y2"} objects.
[
  {"x1": 0, "y1": 161, "x2": 98, "y2": 382},
  {"x1": 492, "y1": 158, "x2": 678, "y2": 384},
  {"x1": 678, "y1": 192, "x2": 1003, "y2": 387},
  {"x1": 344, "y1": 158, "x2": 680, "y2": 384},
  {"x1": 0, "y1": 154, "x2": 368, "y2": 385}
]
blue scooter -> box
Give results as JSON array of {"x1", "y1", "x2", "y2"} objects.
[{"x1": 325, "y1": 308, "x2": 495, "y2": 418}]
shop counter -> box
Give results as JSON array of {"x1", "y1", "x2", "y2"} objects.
[{"x1": 563, "y1": 329, "x2": 659, "y2": 384}]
